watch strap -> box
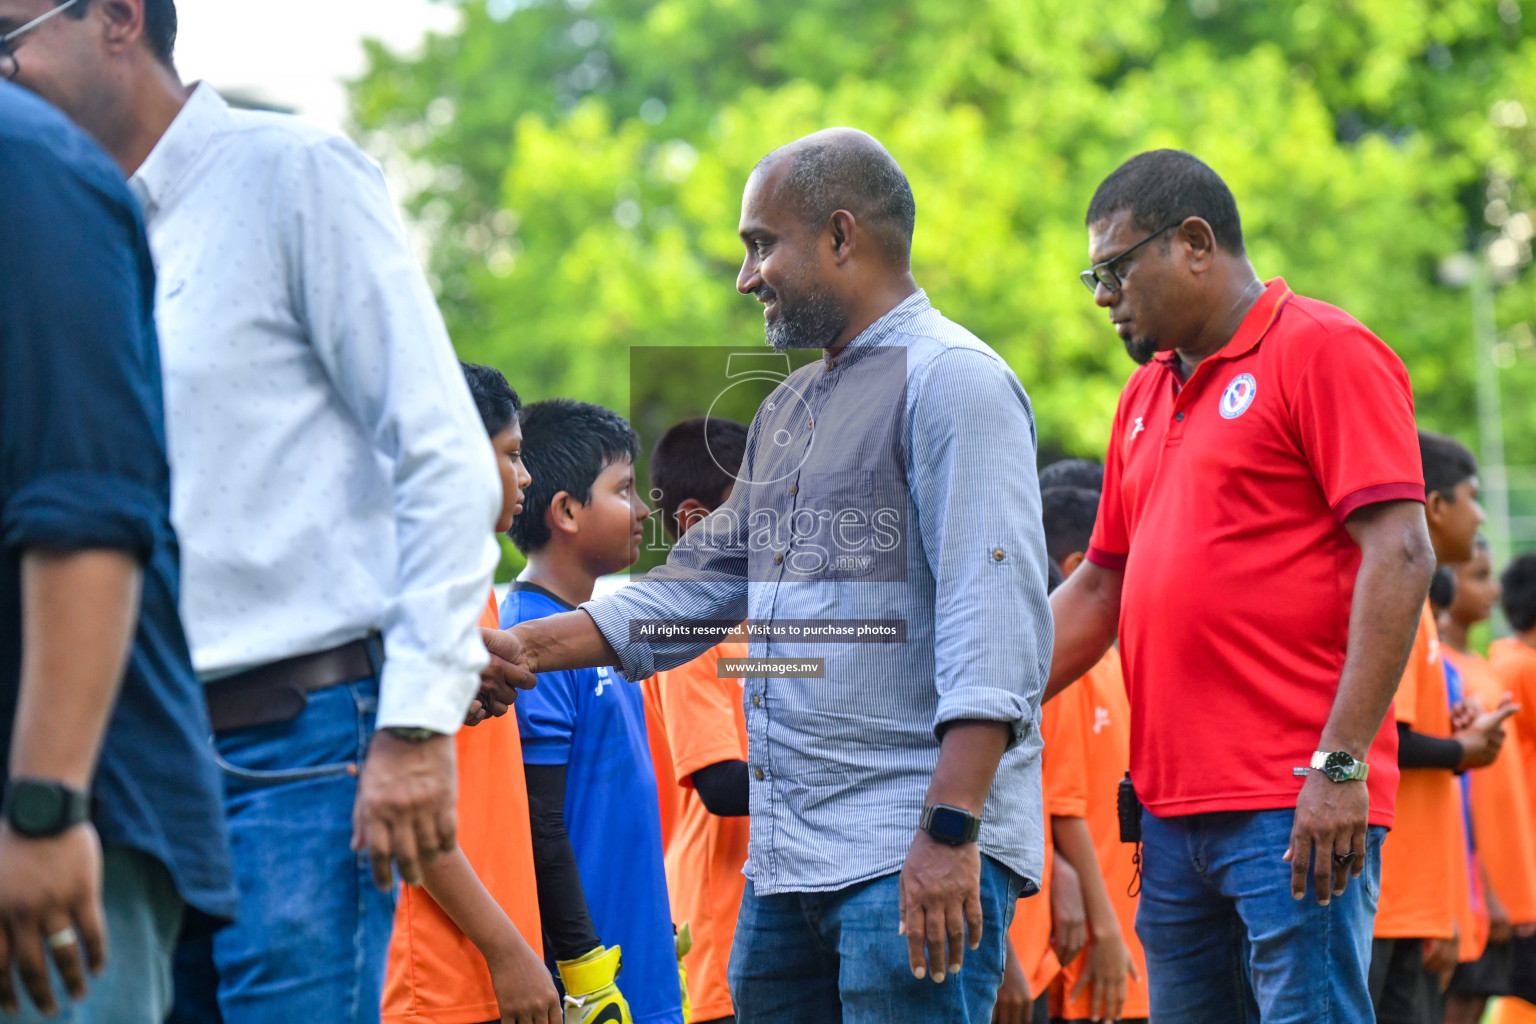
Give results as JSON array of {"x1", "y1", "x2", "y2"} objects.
[{"x1": 383, "y1": 726, "x2": 442, "y2": 743}]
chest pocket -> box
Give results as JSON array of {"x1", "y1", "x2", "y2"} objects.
[{"x1": 783, "y1": 470, "x2": 879, "y2": 580}]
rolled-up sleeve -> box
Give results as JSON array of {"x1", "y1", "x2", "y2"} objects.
[
  {"x1": 1, "y1": 139, "x2": 171, "y2": 564},
  {"x1": 908, "y1": 350, "x2": 1053, "y2": 742}
]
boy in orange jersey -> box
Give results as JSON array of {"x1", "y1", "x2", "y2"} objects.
[
  {"x1": 1490, "y1": 552, "x2": 1536, "y2": 1015},
  {"x1": 1441, "y1": 538, "x2": 1535, "y2": 1024},
  {"x1": 640, "y1": 417, "x2": 752, "y2": 1024},
  {"x1": 383, "y1": 362, "x2": 558, "y2": 1024},
  {"x1": 1369, "y1": 432, "x2": 1514, "y2": 1024},
  {"x1": 1036, "y1": 487, "x2": 1145, "y2": 1024}
]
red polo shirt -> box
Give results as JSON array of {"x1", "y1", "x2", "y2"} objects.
[{"x1": 1086, "y1": 278, "x2": 1422, "y2": 827}]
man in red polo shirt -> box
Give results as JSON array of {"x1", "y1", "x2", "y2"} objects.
[{"x1": 1046, "y1": 150, "x2": 1436, "y2": 1024}]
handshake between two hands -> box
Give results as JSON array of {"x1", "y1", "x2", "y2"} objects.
[
  {"x1": 350, "y1": 625, "x2": 541, "y2": 898},
  {"x1": 1449, "y1": 692, "x2": 1520, "y2": 769},
  {"x1": 464, "y1": 627, "x2": 541, "y2": 726}
]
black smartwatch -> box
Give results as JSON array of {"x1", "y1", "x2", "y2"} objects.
[
  {"x1": 919, "y1": 804, "x2": 981, "y2": 846},
  {"x1": 3, "y1": 778, "x2": 91, "y2": 839}
]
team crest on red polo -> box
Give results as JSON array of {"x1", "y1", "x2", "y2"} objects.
[{"x1": 1219, "y1": 373, "x2": 1257, "y2": 419}]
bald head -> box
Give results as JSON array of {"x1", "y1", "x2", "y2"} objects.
[{"x1": 754, "y1": 128, "x2": 916, "y2": 266}]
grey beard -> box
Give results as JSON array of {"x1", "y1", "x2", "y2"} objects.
[{"x1": 763, "y1": 287, "x2": 848, "y2": 352}]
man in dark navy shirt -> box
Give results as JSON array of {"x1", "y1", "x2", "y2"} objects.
[{"x1": 0, "y1": 79, "x2": 236, "y2": 1023}]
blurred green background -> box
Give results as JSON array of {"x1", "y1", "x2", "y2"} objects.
[{"x1": 347, "y1": 0, "x2": 1536, "y2": 581}]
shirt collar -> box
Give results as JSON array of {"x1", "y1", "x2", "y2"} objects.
[
  {"x1": 826, "y1": 289, "x2": 931, "y2": 370},
  {"x1": 128, "y1": 82, "x2": 228, "y2": 215},
  {"x1": 1153, "y1": 277, "x2": 1293, "y2": 373}
]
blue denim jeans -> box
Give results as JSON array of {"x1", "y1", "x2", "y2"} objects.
[
  {"x1": 1, "y1": 847, "x2": 183, "y2": 1024},
  {"x1": 727, "y1": 855, "x2": 1025, "y2": 1024},
  {"x1": 1136, "y1": 808, "x2": 1386, "y2": 1024},
  {"x1": 168, "y1": 676, "x2": 394, "y2": 1024}
]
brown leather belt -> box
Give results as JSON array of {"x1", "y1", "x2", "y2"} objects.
[{"x1": 204, "y1": 634, "x2": 382, "y2": 733}]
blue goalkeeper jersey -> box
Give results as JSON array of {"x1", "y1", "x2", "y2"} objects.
[{"x1": 505, "y1": 582, "x2": 682, "y2": 1023}]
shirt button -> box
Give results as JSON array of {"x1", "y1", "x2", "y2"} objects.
[
  {"x1": 992, "y1": 548, "x2": 1005, "y2": 561},
  {"x1": 825, "y1": 360, "x2": 835, "y2": 371},
  {"x1": 753, "y1": 694, "x2": 762, "y2": 707},
  {"x1": 754, "y1": 767, "x2": 765, "y2": 781},
  {"x1": 789, "y1": 484, "x2": 798, "y2": 496},
  {"x1": 1175, "y1": 412, "x2": 1185, "y2": 422},
  {"x1": 807, "y1": 419, "x2": 814, "y2": 430},
  {"x1": 774, "y1": 553, "x2": 784, "y2": 565}
]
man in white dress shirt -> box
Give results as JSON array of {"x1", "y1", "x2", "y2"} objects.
[{"x1": 0, "y1": 1, "x2": 505, "y2": 1020}]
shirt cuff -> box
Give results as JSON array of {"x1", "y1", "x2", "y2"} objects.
[
  {"x1": 933, "y1": 686, "x2": 1032, "y2": 746},
  {"x1": 2, "y1": 472, "x2": 163, "y2": 558},
  {"x1": 1334, "y1": 482, "x2": 1426, "y2": 523},
  {"x1": 374, "y1": 652, "x2": 482, "y2": 735},
  {"x1": 1085, "y1": 546, "x2": 1128, "y2": 571},
  {"x1": 580, "y1": 597, "x2": 655, "y2": 682}
]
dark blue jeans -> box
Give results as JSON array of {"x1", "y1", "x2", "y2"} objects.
[
  {"x1": 727, "y1": 855, "x2": 1024, "y2": 1023},
  {"x1": 169, "y1": 676, "x2": 394, "y2": 1024},
  {"x1": 1136, "y1": 808, "x2": 1386, "y2": 1024}
]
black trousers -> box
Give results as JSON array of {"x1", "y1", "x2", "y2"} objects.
[{"x1": 1368, "y1": 937, "x2": 1441, "y2": 1024}]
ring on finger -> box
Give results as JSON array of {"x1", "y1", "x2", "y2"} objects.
[{"x1": 46, "y1": 927, "x2": 78, "y2": 951}]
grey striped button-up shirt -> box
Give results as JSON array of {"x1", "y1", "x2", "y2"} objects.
[{"x1": 584, "y1": 290, "x2": 1051, "y2": 895}]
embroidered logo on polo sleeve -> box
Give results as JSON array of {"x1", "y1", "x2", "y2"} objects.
[{"x1": 1219, "y1": 373, "x2": 1258, "y2": 419}]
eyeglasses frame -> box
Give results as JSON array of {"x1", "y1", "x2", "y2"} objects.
[
  {"x1": 0, "y1": 0, "x2": 86, "y2": 81},
  {"x1": 1079, "y1": 220, "x2": 1184, "y2": 294}
]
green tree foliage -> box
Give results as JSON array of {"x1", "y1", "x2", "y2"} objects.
[{"x1": 351, "y1": 0, "x2": 1536, "y2": 525}]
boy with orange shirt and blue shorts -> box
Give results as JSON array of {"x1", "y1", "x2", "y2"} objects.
[
  {"x1": 641, "y1": 416, "x2": 752, "y2": 1024},
  {"x1": 383, "y1": 363, "x2": 559, "y2": 1024}
]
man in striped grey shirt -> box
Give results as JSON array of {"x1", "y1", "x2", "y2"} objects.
[{"x1": 492, "y1": 128, "x2": 1052, "y2": 1022}]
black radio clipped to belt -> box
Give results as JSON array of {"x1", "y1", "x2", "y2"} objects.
[
  {"x1": 1117, "y1": 771, "x2": 1142, "y2": 843},
  {"x1": 1118, "y1": 771, "x2": 1144, "y2": 898}
]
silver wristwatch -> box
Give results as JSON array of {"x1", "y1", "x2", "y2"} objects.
[{"x1": 1294, "y1": 750, "x2": 1369, "y2": 783}]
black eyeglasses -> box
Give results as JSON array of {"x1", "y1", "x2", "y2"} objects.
[
  {"x1": 1079, "y1": 221, "x2": 1181, "y2": 294},
  {"x1": 0, "y1": 0, "x2": 84, "y2": 81}
]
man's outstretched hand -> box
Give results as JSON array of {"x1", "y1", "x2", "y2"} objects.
[{"x1": 480, "y1": 627, "x2": 538, "y2": 706}]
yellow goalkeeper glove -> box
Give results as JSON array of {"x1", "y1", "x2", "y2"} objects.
[
  {"x1": 675, "y1": 922, "x2": 693, "y2": 1024},
  {"x1": 557, "y1": 945, "x2": 632, "y2": 1024}
]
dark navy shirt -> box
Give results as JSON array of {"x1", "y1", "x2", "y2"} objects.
[{"x1": 0, "y1": 82, "x2": 236, "y2": 921}]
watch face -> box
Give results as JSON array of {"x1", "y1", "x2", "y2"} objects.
[
  {"x1": 928, "y1": 806, "x2": 970, "y2": 843},
  {"x1": 1323, "y1": 752, "x2": 1357, "y2": 782},
  {"x1": 10, "y1": 783, "x2": 65, "y2": 836}
]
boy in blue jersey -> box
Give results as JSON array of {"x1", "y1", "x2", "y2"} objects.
[{"x1": 504, "y1": 399, "x2": 682, "y2": 1024}]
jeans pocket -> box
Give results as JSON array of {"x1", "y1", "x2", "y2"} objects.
[
  {"x1": 211, "y1": 681, "x2": 372, "y2": 787},
  {"x1": 211, "y1": 745, "x2": 357, "y2": 786},
  {"x1": 1363, "y1": 826, "x2": 1385, "y2": 905}
]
